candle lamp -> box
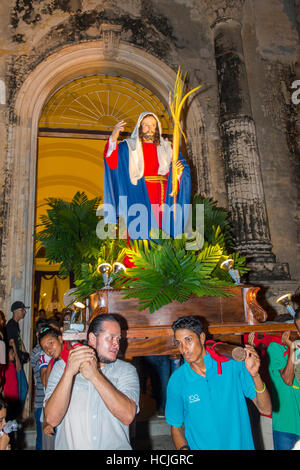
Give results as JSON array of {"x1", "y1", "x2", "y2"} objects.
[
  {"x1": 220, "y1": 259, "x2": 241, "y2": 285},
  {"x1": 97, "y1": 263, "x2": 113, "y2": 288},
  {"x1": 276, "y1": 293, "x2": 296, "y2": 318}
]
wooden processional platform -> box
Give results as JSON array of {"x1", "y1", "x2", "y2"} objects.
[{"x1": 63, "y1": 286, "x2": 297, "y2": 359}]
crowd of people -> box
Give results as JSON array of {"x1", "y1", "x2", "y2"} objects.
[
  {"x1": 0, "y1": 299, "x2": 299, "y2": 451},
  {"x1": 0, "y1": 303, "x2": 75, "y2": 450}
]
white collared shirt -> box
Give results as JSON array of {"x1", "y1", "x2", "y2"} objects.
[{"x1": 44, "y1": 358, "x2": 140, "y2": 450}]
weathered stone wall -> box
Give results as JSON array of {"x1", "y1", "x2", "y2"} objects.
[
  {"x1": 242, "y1": 0, "x2": 300, "y2": 281},
  {"x1": 0, "y1": 0, "x2": 299, "y2": 321}
]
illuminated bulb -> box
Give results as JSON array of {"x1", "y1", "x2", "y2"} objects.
[
  {"x1": 97, "y1": 263, "x2": 112, "y2": 275},
  {"x1": 97, "y1": 262, "x2": 113, "y2": 288},
  {"x1": 276, "y1": 293, "x2": 295, "y2": 317},
  {"x1": 113, "y1": 262, "x2": 126, "y2": 274},
  {"x1": 220, "y1": 259, "x2": 241, "y2": 285},
  {"x1": 220, "y1": 259, "x2": 234, "y2": 271},
  {"x1": 74, "y1": 301, "x2": 85, "y2": 309}
]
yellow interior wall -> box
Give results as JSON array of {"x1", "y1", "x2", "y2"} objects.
[
  {"x1": 34, "y1": 137, "x2": 106, "y2": 313},
  {"x1": 36, "y1": 136, "x2": 105, "y2": 229}
]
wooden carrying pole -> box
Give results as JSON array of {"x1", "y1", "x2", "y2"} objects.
[
  {"x1": 247, "y1": 331, "x2": 299, "y2": 347},
  {"x1": 212, "y1": 343, "x2": 246, "y2": 361}
]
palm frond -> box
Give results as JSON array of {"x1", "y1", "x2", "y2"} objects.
[
  {"x1": 192, "y1": 195, "x2": 234, "y2": 250},
  {"x1": 118, "y1": 235, "x2": 233, "y2": 312},
  {"x1": 43, "y1": 191, "x2": 249, "y2": 311},
  {"x1": 35, "y1": 191, "x2": 105, "y2": 279}
]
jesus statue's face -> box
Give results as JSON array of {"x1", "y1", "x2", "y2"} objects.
[{"x1": 140, "y1": 115, "x2": 158, "y2": 142}]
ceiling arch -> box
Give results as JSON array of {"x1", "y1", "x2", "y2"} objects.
[{"x1": 39, "y1": 75, "x2": 173, "y2": 134}]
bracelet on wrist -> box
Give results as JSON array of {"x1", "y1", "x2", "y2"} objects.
[
  {"x1": 179, "y1": 445, "x2": 190, "y2": 451},
  {"x1": 255, "y1": 382, "x2": 266, "y2": 393}
]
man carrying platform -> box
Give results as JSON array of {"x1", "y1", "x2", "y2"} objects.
[
  {"x1": 266, "y1": 311, "x2": 300, "y2": 450},
  {"x1": 165, "y1": 316, "x2": 272, "y2": 450},
  {"x1": 43, "y1": 314, "x2": 139, "y2": 450}
]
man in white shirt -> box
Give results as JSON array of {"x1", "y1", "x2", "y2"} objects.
[{"x1": 44, "y1": 314, "x2": 140, "y2": 450}]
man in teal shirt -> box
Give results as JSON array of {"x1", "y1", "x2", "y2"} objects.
[
  {"x1": 294, "y1": 310, "x2": 300, "y2": 394},
  {"x1": 165, "y1": 316, "x2": 272, "y2": 450},
  {"x1": 267, "y1": 311, "x2": 300, "y2": 450}
]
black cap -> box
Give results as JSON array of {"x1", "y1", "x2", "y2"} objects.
[{"x1": 11, "y1": 301, "x2": 30, "y2": 312}]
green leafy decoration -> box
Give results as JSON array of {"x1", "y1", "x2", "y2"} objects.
[
  {"x1": 73, "y1": 263, "x2": 104, "y2": 301},
  {"x1": 192, "y1": 195, "x2": 234, "y2": 249},
  {"x1": 73, "y1": 238, "x2": 128, "y2": 301},
  {"x1": 35, "y1": 191, "x2": 103, "y2": 280},
  {"x1": 36, "y1": 191, "x2": 249, "y2": 312},
  {"x1": 116, "y1": 236, "x2": 233, "y2": 313},
  {"x1": 112, "y1": 193, "x2": 249, "y2": 312}
]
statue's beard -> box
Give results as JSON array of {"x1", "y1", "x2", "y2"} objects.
[
  {"x1": 140, "y1": 131, "x2": 154, "y2": 142},
  {"x1": 139, "y1": 124, "x2": 160, "y2": 145}
]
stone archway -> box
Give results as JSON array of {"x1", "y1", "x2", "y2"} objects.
[{"x1": 5, "y1": 39, "x2": 205, "y2": 357}]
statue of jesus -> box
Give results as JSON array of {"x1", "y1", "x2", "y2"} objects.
[{"x1": 103, "y1": 112, "x2": 191, "y2": 240}]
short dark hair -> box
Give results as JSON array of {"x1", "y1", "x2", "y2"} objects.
[
  {"x1": 48, "y1": 320, "x2": 61, "y2": 331},
  {"x1": 172, "y1": 316, "x2": 204, "y2": 339},
  {"x1": 0, "y1": 310, "x2": 6, "y2": 324},
  {"x1": 38, "y1": 325, "x2": 62, "y2": 344},
  {"x1": 0, "y1": 397, "x2": 7, "y2": 411},
  {"x1": 36, "y1": 318, "x2": 49, "y2": 331},
  {"x1": 87, "y1": 314, "x2": 120, "y2": 338}
]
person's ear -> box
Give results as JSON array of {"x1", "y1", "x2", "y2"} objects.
[
  {"x1": 88, "y1": 332, "x2": 97, "y2": 348},
  {"x1": 200, "y1": 332, "x2": 206, "y2": 345}
]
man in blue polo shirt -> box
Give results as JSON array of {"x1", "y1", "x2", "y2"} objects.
[{"x1": 165, "y1": 316, "x2": 272, "y2": 450}]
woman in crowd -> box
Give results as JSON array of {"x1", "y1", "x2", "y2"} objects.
[
  {"x1": 0, "y1": 398, "x2": 10, "y2": 450},
  {"x1": 38, "y1": 324, "x2": 70, "y2": 449},
  {"x1": 0, "y1": 311, "x2": 6, "y2": 365}
]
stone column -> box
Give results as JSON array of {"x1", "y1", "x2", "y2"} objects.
[{"x1": 212, "y1": 18, "x2": 290, "y2": 280}]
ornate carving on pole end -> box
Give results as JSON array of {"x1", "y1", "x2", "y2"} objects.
[
  {"x1": 245, "y1": 287, "x2": 268, "y2": 324},
  {"x1": 100, "y1": 23, "x2": 122, "y2": 58}
]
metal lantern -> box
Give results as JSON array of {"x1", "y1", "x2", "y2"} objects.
[
  {"x1": 276, "y1": 293, "x2": 296, "y2": 318},
  {"x1": 220, "y1": 259, "x2": 241, "y2": 285}
]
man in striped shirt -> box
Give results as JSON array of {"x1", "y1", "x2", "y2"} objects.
[{"x1": 30, "y1": 325, "x2": 50, "y2": 451}]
